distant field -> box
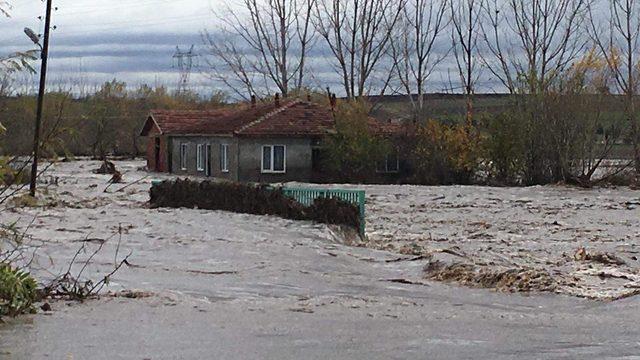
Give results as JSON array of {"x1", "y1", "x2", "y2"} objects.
[{"x1": 369, "y1": 93, "x2": 630, "y2": 125}]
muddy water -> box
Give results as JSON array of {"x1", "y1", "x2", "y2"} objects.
[
  {"x1": 1, "y1": 160, "x2": 640, "y2": 359},
  {"x1": 291, "y1": 182, "x2": 640, "y2": 299}
]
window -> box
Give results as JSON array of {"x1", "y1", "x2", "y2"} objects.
[
  {"x1": 377, "y1": 151, "x2": 399, "y2": 173},
  {"x1": 196, "y1": 144, "x2": 205, "y2": 171},
  {"x1": 261, "y1": 145, "x2": 286, "y2": 173},
  {"x1": 220, "y1": 144, "x2": 229, "y2": 172},
  {"x1": 180, "y1": 143, "x2": 188, "y2": 170}
]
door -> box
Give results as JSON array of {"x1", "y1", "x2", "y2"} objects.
[
  {"x1": 205, "y1": 144, "x2": 212, "y2": 177},
  {"x1": 154, "y1": 137, "x2": 161, "y2": 171}
]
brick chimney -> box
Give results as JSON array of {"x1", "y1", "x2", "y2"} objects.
[
  {"x1": 251, "y1": 94, "x2": 256, "y2": 108},
  {"x1": 275, "y1": 93, "x2": 281, "y2": 107}
]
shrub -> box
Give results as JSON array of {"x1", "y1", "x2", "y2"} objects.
[
  {"x1": 150, "y1": 179, "x2": 306, "y2": 219},
  {"x1": 482, "y1": 112, "x2": 526, "y2": 184},
  {"x1": 0, "y1": 263, "x2": 38, "y2": 318},
  {"x1": 307, "y1": 196, "x2": 360, "y2": 230},
  {"x1": 321, "y1": 99, "x2": 391, "y2": 182},
  {"x1": 410, "y1": 120, "x2": 479, "y2": 184},
  {"x1": 150, "y1": 179, "x2": 361, "y2": 231},
  {"x1": 0, "y1": 157, "x2": 31, "y2": 186}
]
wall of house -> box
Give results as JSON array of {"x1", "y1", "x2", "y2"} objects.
[
  {"x1": 169, "y1": 136, "x2": 239, "y2": 181},
  {"x1": 237, "y1": 137, "x2": 313, "y2": 183},
  {"x1": 145, "y1": 126, "x2": 169, "y2": 173}
]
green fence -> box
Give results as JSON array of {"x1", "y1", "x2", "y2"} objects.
[{"x1": 282, "y1": 187, "x2": 366, "y2": 236}]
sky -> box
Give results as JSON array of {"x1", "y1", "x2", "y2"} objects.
[
  {"x1": 0, "y1": 0, "x2": 488, "y2": 97},
  {"x1": 0, "y1": 0, "x2": 221, "y2": 95}
]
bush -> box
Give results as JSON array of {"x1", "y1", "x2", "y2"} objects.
[
  {"x1": 0, "y1": 157, "x2": 31, "y2": 186},
  {"x1": 150, "y1": 179, "x2": 361, "y2": 231},
  {"x1": 482, "y1": 112, "x2": 526, "y2": 184},
  {"x1": 150, "y1": 179, "x2": 306, "y2": 219},
  {"x1": 307, "y1": 196, "x2": 360, "y2": 229},
  {"x1": 0, "y1": 263, "x2": 38, "y2": 318},
  {"x1": 321, "y1": 99, "x2": 391, "y2": 182},
  {"x1": 410, "y1": 120, "x2": 479, "y2": 184}
]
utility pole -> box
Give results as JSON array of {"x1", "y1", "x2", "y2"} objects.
[
  {"x1": 29, "y1": 0, "x2": 53, "y2": 197},
  {"x1": 172, "y1": 45, "x2": 197, "y2": 94}
]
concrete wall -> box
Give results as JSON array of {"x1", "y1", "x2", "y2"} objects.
[
  {"x1": 165, "y1": 136, "x2": 314, "y2": 183},
  {"x1": 169, "y1": 136, "x2": 239, "y2": 181},
  {"x1": 237, "y1": 137, "x2": 313, "y2": 183}
]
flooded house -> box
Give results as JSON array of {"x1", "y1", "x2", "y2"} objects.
[
  {"x1": 139, "y1": 95, "x2": 405, "y2": 183},
  {"x1": 140, "y1": 95, "x2": 336, "y2": 183}
]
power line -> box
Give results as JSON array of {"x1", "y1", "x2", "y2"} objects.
[
  {"x1": 46, "y1": 13, "x2": 211, "y2": 36},
  {"x1": 57, "y1": 0, "x2": 189, "y2": 17},
  {"x1": 173, "y1": 45, "x2": 198, "y2": 94},
  {"x1": 0, "y1": 13, "x2": 210, "y2": 44}
]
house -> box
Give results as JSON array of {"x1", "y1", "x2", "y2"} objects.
[{"x1": 140, "y1": 97, "x2": 337, "y2": 183}]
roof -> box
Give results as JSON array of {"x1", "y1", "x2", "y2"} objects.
[
  {"x1": 140, "y1": 100, "x2": 336, "y2": 138},
  {"x1": 140, "y1": 99, "x2": 408, "y2": 138},
  {"x1": 367, "y1": 119, "x2": 408, "y2": 137}
]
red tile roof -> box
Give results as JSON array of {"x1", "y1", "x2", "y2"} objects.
[
  {"x1": 236, "y1": 101, "x2": 336, "y2": 137},
  {"x1": 140, "y1": 100, "x2": 406, "y2": 138},
  {"x1": 141, "y1": 100, "x2": 336, "y2": 137}
]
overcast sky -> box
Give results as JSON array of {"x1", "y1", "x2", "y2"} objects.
[
  {"x1": 0, "y1": 0, "x2": 495, "y2": 97},
  {"x1": 0, "y1": 0, "x2": 227, "y2": 94}
]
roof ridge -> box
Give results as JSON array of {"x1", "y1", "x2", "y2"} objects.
[{"x1": 235, "y1": 99, "x2": 301, "y2": 134}]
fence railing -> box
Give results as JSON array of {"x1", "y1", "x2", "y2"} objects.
[{"x1": 282, "y1": 187, "x2": 366, "y2": 236}]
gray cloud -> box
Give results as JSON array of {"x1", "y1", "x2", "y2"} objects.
[{"x1": 0, "y1": 0, "x2": 509, "y2": 97}]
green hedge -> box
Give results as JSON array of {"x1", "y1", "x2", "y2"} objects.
[{"x1": 150, "y1": 179, "x2": 360, "y2": 230}]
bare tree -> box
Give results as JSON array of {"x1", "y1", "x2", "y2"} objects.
[
  {"x1": 450, "y1": 0, "x2": 484, "y2": 126},
  {"x1": 588, "y1": 0, "x2": 640, "y2": 177},
  {"x1": 314, "y1": 0, "x2": 405, "y2": 99},
  {"x1": 203, "y1": 0, "x2": 316, "y2": 100},
  {"x1": 481, "y1": 0, "x2": 590, "y2": 94},
  {"x1": 480, "y1": 0, "x2": 590, "y2": 184},
  {"x1": 390, "y1": 0, "x2": 448, "y2": 119}
]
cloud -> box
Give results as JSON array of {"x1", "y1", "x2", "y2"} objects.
[{"x1": 0, "y1": 0, "x2": 507, "y2": 96}]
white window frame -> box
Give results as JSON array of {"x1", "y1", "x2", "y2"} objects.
[
  {"x1": 220, "y1": 144, "x2": 229, "y2": 173},
  {"x1": 180, "y1": 143, "x2": 188, "y2": 171},
  {"x1": 376, "y1": 151, "x2": 400, "y2": 174},
  {"x1": 196, "y1": 144, "x2": 205, "y2": 171},
  {"x1": 261, "y1": 145, "x2": 286, "y2": 174}
]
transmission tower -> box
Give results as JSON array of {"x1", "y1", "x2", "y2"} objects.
[{"x1": 172, "y1": 45, "x2": 197, "y2": 94}]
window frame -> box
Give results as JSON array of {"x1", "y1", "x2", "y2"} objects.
[
  {"x1": 376, "y1": 151, "x2": 400, "y2": 174},
  {"x1": 220, "y1": 143, "x2": 229, "y2": 173},
  {"x1": 196, "y1": 144, "x2": 205, "y2": 171},
  {"x1": 261, "y1": 145, "x2": 286, "y2": 174},
  {"x1": 180, "y1": 143, "x2": 188, "y2": 171}
]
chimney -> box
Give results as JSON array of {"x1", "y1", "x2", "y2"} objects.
[
  {"x1": 275, "y1": 93, "x2": 280, "y2": 107},
  {"x1": 251, "y1": 94, "x2": 256, "y2": 108},
  {"x1": 306, "y1": 93, "x2": 312, "y2": 102},
  {"x1": 330, "y1": 93, "x2": 337, "y2": 109}
]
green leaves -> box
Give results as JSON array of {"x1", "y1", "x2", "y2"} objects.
[{"x1": 0, "y1": 263, "x2": 38, "y2": 318}]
